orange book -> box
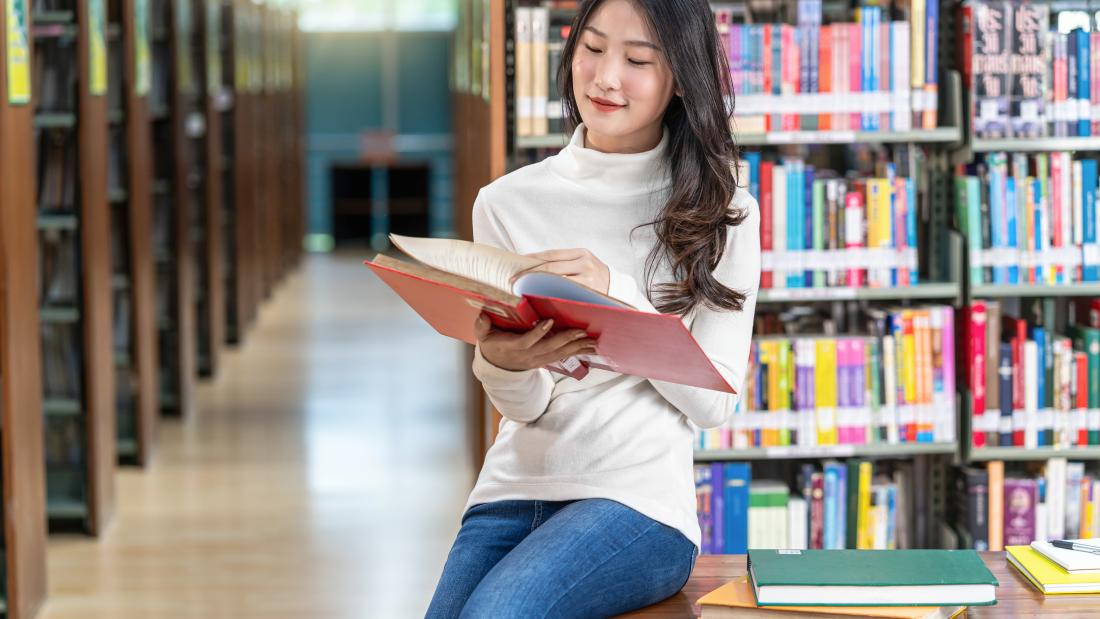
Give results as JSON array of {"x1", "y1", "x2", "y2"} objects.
[
  {"x1": 988, "y1": 460, "x2": 1005, "y2": 551},
  {"x1": 697, "y1": 577, "x2": 967, "y2": 619},
  {"x1": 819, "y1": 24, "x2": 832, "y2": 130}
]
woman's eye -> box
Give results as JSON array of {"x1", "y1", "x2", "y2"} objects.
[
  {"x1": 628, "y1": 59, "x2": 651, "y2": 66},
  {"x1": 584, "y1": 44, "x2": 602, "y2": 54}
]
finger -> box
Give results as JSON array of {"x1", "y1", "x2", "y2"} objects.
[
  {"x1": 534, "y1": 328, "x2": 590, "y2": 353},
  {"x1": 473, "y1": 313, "x2": 491, "y2": 341},
  {"x1": 526, "y1": 259, "x2": 587, "y2": 277},
  {"x1": 516, "y1": 319, "x2": 554, "y2": 348},
  {"x1": 534, "y1": 339, "x2": 599, "y2": 367},
  {"x1": 525, "y1": 248, "x2": 589, "y2": 262}
]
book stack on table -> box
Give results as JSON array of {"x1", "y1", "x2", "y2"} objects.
[
  {"x1": 699, "y1": 549, "x2": 997, "y2": 618},
  {"x1": 1008, "y1": 539, "x2": 1100, "y2": 594}
]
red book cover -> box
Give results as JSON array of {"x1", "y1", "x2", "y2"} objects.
[
  {"x1": 819, "y1": 24, "x2": 833, "y2": 130},
  {"x1": 760, "y1": 160, "x2": 774, "y2": 289},
  {"x1": 763, "y1": 24, "x2": 774, "y2": 132},
  {"x1": 365, "y1": 258, "x2": 737, "y2": 392},
  {"x1": 849, "y1": 23, "x2": 861, "y2": 131},
  {"x1": 782, "y1": 25, "x2": 800, "y2": 131},
  {"x1": 1052, "y1": 153, "x2": 1065, "y2": 282},
  {"x1": 903, "y1": 311, "x2": 918, "y2": 443},
  {"x1": 1077, "y1": 351, "x2": 1090, "y2": 446},
  {"x1": 1003, "y1": 315, "x2": 1027, "y2": 447},
  {"x1": 969, "y1": 302, "x2": 989, "y2": 448},
  {"x1": 810, "y1": 472, "x2": 825, "y2": 550}
]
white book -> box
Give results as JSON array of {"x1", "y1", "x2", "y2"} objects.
[
  {"x1": 787, "y1": 496, "x2": 808, "y2": 550},
  {"x1": 883, "y1": 334, "x2": 898, "y2": 444},
  {"x1": 1073, "y1": 159, "x2": 1085, "y2": 246},
  {"x1": 530, "y1": 7, "x2": 550, "y2": 136},
  {"x1": 1047, "y1": 458, "x2": 1067, "y2": 541},
  {"x1": 1031, "y1": 539, "x2": 1100, "y2": 573},
  {"x1": 1024, "y1": 341, "x2": 1039, "y2": 448},
  {"x1": 514, "y1": 7, "x2": 534, "y2": 137},
  {"x1": 1066, "y1": 462, "x2": 1086, "y2": 537},
  {"x1": 891, "y1": 21, "x2": 911, "y2": 132},
  {"x1": 1035, "y1": 502, "x2": 1048, "y2": 544},
  {"x1": 772, "y1": 165, "x2": 787, "y2": 290}
]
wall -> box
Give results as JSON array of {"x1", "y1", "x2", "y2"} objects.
[{"x1": 304, "y1": 30, "x2": 454, "y2": 248}]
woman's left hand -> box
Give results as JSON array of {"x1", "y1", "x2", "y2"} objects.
[{"x1": 519, "y1": 248, "x2": 611, "y2": 294}]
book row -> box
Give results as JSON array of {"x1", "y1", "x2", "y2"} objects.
[
  {"x1": 743, "y1": 153, "x2": 920, "y2": 292},
  {"x1": 514, "y1": 5, "x2": 568, "y2": 137},
  {"x1": 963, "y1": 299, "x2": 1100, "y2": 449},
  {"x1": 956, "y1": 152, "x2": 1100, "y2": 286},
  {"x1": 963, "y1": 1, "x2": 1100, "y2": 138},
  {"x1": 696, "y1": 306, "x2": 957, "y2": 451},
  {"x1": 695, "y1": 460, "x2": 916, "y2": 555},
  {"x1": 715, "y1": 1, "x2": 939, "y2": 134},
  {"x1": 957, "y1": 460, "x2": 1100, "y2": 552}
]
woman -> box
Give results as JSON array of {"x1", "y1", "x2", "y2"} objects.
[{"x1": 427, "y1": 0, "x2": 759, "y2": 616}]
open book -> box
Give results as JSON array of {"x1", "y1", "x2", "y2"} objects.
[{"x1": 365, "y1": 234, "x2": 734, "y2": 392}]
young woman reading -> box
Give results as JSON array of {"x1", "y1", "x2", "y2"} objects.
[{"x1": 427, "y1": 0, "x2": 760, "y2": 616}]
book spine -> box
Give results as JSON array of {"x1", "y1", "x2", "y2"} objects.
[
  {"x1": 969, "y1": 302, "x2": 989, "y2": 448},
  {"x1": 911, "y1": 0, "x2": 926, "y2": 129},
  {"x1": 723, "y1": 463, "x2": 751, "y2": 554},
  {"x1": 820, "y1": 23, "x2": 833, "y2": 130},
  {"x1": 923, "y1": 0, "x2": 939, "y2": 128},
  {"x1": 850, "y1": 22, "x2": 863, "y2": 131},
  {"x1": 858, "y1": 460, "x2": 874, "y2": 549},
  {"x1": 810, "y1": 471, "x2": 825, "y2": 549},
  {"x1": 1003, "y1": 477, "x2": 1038, "y2": 546},
  {"x1": 1080, "y1": 29, "x2": 1092, "y2": 136},
  {"x1": 1009, "y1": 2, "x2": 1049, "y2": 138},
  {"x1": 845, "y1": 190, "x2": 865, "y2": 286},
  {"x1": 971, "y1": 1, "x2": 1010, "y2": 137},
  {"x1": 760, "y1": 160, "x2": 774, "y2": 289}
]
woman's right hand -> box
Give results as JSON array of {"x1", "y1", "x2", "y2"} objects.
[{"x1": 474, "y1": 313, "x2": 598, "y2": 372}]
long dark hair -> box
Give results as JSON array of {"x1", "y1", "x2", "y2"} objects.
[{"x1": 558, "y1": 0, "x2": 748, "y2": 316}]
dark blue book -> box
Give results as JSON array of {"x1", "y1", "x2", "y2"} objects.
[
  {"x1": 723, "y1": 462, "x2": 751, "y2": 554},
  {"x1": 998, "y1": 342, "x2": 1014, "y2": 446}
]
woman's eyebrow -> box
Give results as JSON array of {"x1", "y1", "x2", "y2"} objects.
[{"x1": 582, "y1": 25, "x2": 661, "y2": 50}]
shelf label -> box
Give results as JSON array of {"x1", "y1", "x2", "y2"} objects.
[
  {"x1": 5, "y1": 0, "x2": 30, "y2": 104},
  {"x1": 89, "y1": 0, "x2": 107, "y2": 95},
  {"x1": 134, "y1": 0, "x2": 151, "y2": 96},
  {"x1": 765, "y1": 445, "x2": 856, "y2": 459}
]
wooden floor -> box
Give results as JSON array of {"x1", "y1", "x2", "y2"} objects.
[{"x1": 41, "y1": 252, "x2": 475, "y2": 618}]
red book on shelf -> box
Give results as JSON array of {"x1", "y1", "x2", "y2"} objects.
[
  {"x1": 760, "y1": 160, "x2": 774, "y2": 289},
  {"x1": 1003, "y1": 315, "x2": 1027, "y2": 447},
  {"x1": 365, "y1": 234, "x2": 736, "y2": 393},
  {"x1": 810, "y1": 472, "x2": 825, "y2": 549},
  {"x1": 819, "y1": 24, "x2": 833, "y2": 131},
  {"x1": 762, "y1": 24, "x2": 774, "y2": 132},
  {"x1": 848, "y1": 23, "x2": 861, "y2": 132},
  {"x1": 844, "y1": 189, "x2": 865, "y2": 287},
  {"x1": 967, "y1": 302, "x2": 989, "y2": 448},
  {"x1": 1077, "y1": 350, "x2": 1090, "y2": 446}
]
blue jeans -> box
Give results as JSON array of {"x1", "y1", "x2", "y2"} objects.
[{"x1": 425, "y1": 498, "x2": 697, "y2": 618}]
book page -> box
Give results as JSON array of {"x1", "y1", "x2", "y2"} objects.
[
  {"x1": 513, "y1": 271, "x2": 632, "y2": 309},
  {"x1": 390, "y1": 234, "x2": 541, "y2": 292}
]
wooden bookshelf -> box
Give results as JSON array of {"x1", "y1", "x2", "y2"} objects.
[
  {"x1": 454, "y1": 0, "x2": 508, "y2": 469},
  {"x1": 1, "y1": 3, "x2": 50, "y2": 615},
  {"x1": 194, "y1": 0, "x2": 224, "y2": 378},
  {"x1": 152, "y1": 0, "x2": 197, "y2": 417},
  {"x1": 107, "y1": 0, "x2": 159, "y2": 466},
  {"x1": 30, "y1": 0, "x2": 116, "y2": 535}
]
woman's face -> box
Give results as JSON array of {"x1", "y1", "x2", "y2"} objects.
[{"x1": 572, "y1": 0, "x2": 677, "y2": 154}]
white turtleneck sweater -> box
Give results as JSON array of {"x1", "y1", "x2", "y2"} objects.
[{"x1": 466, "y1": 123, "x2": 760, "y2": 549}]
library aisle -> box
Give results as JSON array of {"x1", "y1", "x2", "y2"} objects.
[{"x1": 38, "y1": 253, "x2": 473, "y2": 618}]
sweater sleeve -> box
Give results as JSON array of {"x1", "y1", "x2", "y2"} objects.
[
  {"x1": 606, "y1": 194, "x2": 760, "y2": 429},
  {"x1": 470, "y1": 191, "x2": 556, "y2": 424}
]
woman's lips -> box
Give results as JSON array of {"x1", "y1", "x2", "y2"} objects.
[{"x1": 590, "y1": 96, "x2": 625, "y2": 113}]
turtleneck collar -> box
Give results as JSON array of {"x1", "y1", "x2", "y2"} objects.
[{"x1": 548, "y1": 122, "x2": 671, "y2": 196}]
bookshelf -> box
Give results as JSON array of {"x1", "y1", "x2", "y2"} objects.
[
  {"x1": 193, "y1": 0, "x2": 224, "y2": 378},
  {"x1": 1, "y1": 2, "x2": 50, "y2": 615},
  {"x1": 152, "y1": 0, "x2": 197, "y2": 417},
  {"x1": 33, "y1": 0, "x2": 117, "y2": 535},
  {"x1": 107, "y1": 0, "x2": 159, "y2": 466},
  {"x1": 219, "y1": 0, "x2": 242, "y2": 344}
]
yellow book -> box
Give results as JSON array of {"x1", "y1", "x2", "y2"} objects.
[
  {"x1": 779, "y1": 340, "x2": 792, "y2": 447},
  {"x1": 1082, "y1": 481, "x2": 1095, "y2": 540},
  {"x1": 1006, "y1": 545, "x2": 1100, "y2": 594},
  {"x1": 858, "y1": 461, "x2": 873, "y2": 549},
  {"x1": 815, "y1": 339, "x2": 838, "y2": 445},
  {"x1": 866, "y1": 179, "x2": 892, "y2": 286},
  {"x1": 901, "y1": 309, "x2": 917, "y2": 411},
  {"x1": 697, "y1": 577, "x2": 967, "y2": 619},
  {"x1": 761, "y1": 341, "x2": 779, "y2": 447}
]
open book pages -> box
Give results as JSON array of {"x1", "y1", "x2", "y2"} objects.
[
  {"x1": 389, "y1": 234, "x2": 541, "y2": 292},
  {"x1": 389, "y1": 234, "x2": 633, "y2": 309}
]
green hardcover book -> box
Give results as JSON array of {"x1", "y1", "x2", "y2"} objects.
[
  {"x1": 1069, "y1": 325, "x2": 1100, "y2": 444},
  {"x1": 845, "y1": 460, "x2": 861, "y2": 549},
  {"x1": 812, "y1": 180, "x2": 825, "y2": 288},
  {"x1": 747, "y1": 549, "x2": 999, "y2": 607}
]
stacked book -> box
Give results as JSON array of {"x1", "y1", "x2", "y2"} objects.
[
  {"x1": 715, "y1": 0, "x2": 940, "y2": 134},
  {"x1": 696, "y1": 306, "x2": 956, "y2": 452},
  {"x1": 698, "y1": 550, "x2": 995, "y2": 617},
  {"x1": 693, "y1": 460, "x2": 915, "y2": 555},
  {"x1": 956, "y1": 153, "x2": 1100, "y2": 287},
  {"x1": 745, "y1": 153, "x2": 920, "y2": 292},
  {"x1": 962, "y1": 1, "x2": 1100, "y2": 138},
  {"x1": 1008, "y1": 539, "x2": 1100, "y2": 594},
  {"x1": 956, "y1": 460, "x2": 1100, "y2": 552},
  {"x1": 513, "y1": 4, "x2": 572, "y2": 138},
  {"x1": 962, "y1": 300, "x2": 1100, "y2": 450}
]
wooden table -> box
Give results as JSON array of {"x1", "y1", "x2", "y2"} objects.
[{"x1": 621, "y1": 552, "x2": 1100, "y2": 618}]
